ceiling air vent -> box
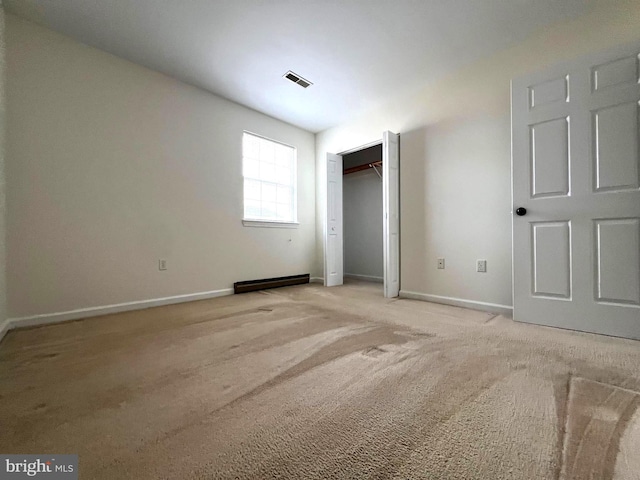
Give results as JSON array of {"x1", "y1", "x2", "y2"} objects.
[{"x1": 283, "y1": 70, "x2": 313, "y2": 88}]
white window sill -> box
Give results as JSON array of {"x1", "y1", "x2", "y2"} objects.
[{"x1": 242, "y1": 219, "x2": 299, "y2": 229}]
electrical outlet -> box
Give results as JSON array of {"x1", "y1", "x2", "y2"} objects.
[
  {"x1": 477, "y1": 259, "x2": 487, "y2": 273},
  {"x1": 437, "y1": 258, "x2": 445, "y2": 269},
  {"x1": 159, "y1": 259, "x2": 167, "y2": 271}
]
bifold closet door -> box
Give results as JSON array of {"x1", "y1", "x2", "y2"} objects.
[
  {"x1": 325, "y1": 153, "x2": 343, "y2": 287},
  {"x1": 383, "y1": 131, "x2": 400, "y2": 298}
]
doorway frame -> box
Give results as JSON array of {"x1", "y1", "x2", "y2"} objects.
[{"x1": 323, "y1": 133, "x2": 400, "y2": 297}]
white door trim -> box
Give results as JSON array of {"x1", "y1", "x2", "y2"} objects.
[{"x1": 338, "y1": 140, "x2": 383, "y2": 156}]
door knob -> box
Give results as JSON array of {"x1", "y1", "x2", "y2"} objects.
[{"x1": 515, "y1": 207, "x2": 527, "y2": 216}]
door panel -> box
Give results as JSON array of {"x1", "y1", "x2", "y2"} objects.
[
  {"x1": 593, "y1": 55, "x2": 639, "y2": 91},
  {"x1": 325, "y1": 153, "x2": 343, "y2": 287},
  {"x1": 595, "y1": 218, "x2": 640, "y2": 305},
  {"x1": 532, "y1": 222, "x2": 572, "y2": 298},
  {"x1": 512, "y1": 43, "x2": 640, "y2": 339},
  {"x1": 593, "y1": 102, "x2": 639, "y2": 191},
  {"x1": 529, "y1": 76, "x2": 568, "y2": 108},
  {"x1": 530, "y1": 117, "x2": 570, "y2": 197}
]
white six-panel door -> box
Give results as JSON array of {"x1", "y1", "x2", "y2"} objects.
[
  {"x1": 325, "y1": 153, "x2": 343, "y2": 287},
  {"x1": 512, "y1": 42, "x2": 640, "y2": 339}
]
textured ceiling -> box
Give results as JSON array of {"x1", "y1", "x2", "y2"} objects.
[{"x1": 5, "y1": 0, "x2": 599, "y2": 132}]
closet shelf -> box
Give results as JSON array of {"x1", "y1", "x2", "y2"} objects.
[{"x1": 343, "y1": 161, "x2": 382, "y2": 175}]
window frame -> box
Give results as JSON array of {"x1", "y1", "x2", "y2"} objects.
[{"x1": 241, "y1": 131, "x2": 299, "y2": 228}]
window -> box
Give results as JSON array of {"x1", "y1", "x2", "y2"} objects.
[{"x1": 242, "y1": 132, "x2": 297, "y2": 225}]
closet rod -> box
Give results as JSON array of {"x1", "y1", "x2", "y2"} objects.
[{"x1": 343, "y1": 160, "x2": 382, "y2": 176}]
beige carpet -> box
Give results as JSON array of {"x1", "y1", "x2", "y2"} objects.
[{"x1": 1, "y1": 280, "x2": 639, "y2": 479}]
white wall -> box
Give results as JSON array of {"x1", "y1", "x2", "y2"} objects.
[
  {"x1": 344, "y1": 169, "x2": 382, "y2": 280},
  {"x1": 315, "y1": 1, "x2": 640, "y2": 309},
  {"x1": 6, "y1": 15, "x2": 316, "y2": 319}
]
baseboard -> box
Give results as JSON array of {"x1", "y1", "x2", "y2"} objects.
[
  {"x1": 345, "y1": 273, "x2": 383, "y2": 283},
  {"x1": 0, "y1": 319, "x2": 10, "y2": 344},
  {"x1": 7, "y1": 288, "x2": 234, "y2": 332},
  {"x1": 399, "y1": 290, "x2": 513, "y2": 316},
  {"x1": 310, "y1": 277, "x2": 324, "y2": 284}
]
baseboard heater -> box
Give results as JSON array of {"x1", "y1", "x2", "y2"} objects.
[{"x1": 234, "y1": 273, "x2": 310, "y2": 294}]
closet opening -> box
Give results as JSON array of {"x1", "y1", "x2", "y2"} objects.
[
  {"x1": 324, "y1": 131, "x2": 399, "y2": 297},
  {"x1": 342, "y1": 143, "x2": 384, "y2": 290}
]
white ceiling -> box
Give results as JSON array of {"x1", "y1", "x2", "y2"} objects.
[{"x1": 5, "y1": 0, "x2": 598, "y2": 132}]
